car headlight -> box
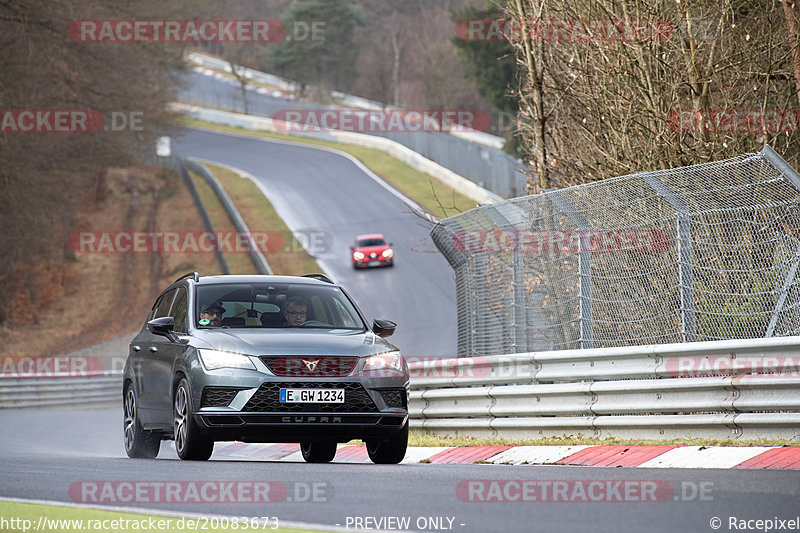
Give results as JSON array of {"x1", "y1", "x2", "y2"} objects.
[
  {"x1": 363, "y1": 351, "x2": 405, "y2": 374},
  {"x1": 197, "y1": 349, "x2": 256, "y2": 371},
  {"x1": 353, "y1": 251, "x2": 365, "y2": 260},
  {"x1": 382, "y1": 249, "x2": 394, "y2": 258}
]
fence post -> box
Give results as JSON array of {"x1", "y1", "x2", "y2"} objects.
[
  {"x1": 766, "y1": 247, "x2": 800, "y2": 337},
  {"x1": 761, "y1": 145, "x2": 800, "y2": 192},
  {"x1": 512, "y1": 251, "x2": 527, "y2": 353},
  {"x1": 483, "y1": 204, "x2": 532, "y2": 354},
  {"x1": 642, "y1": 174, "x2": 696, "y2": 342},
  {"x1": 548, "y1": 192, "x2": 594, "y2": 349},
  {"x1": 471, "y1": 254, "x2": 486, "y2": 356}
]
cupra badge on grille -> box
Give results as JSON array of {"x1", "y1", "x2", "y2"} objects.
[{"x1": 302, "y1": 359, "x2": 320, "y2": 372}]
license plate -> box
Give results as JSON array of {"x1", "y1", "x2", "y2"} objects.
[
  {"x1": 279, "y1": 388, "x2": 345, "y2": 403},
  {"x1": 368, "y1": 261, "x2": 381, "y2": 267}
]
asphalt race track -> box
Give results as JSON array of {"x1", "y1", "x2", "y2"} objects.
[
  {"x1": 1, "y1": 408, "x2": 798, "y2": 533},
  {"x1": 174, "y1": 127, "x2": 458, "y2": 359}
]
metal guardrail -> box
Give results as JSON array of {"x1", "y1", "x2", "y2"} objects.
[
  {"x1": 173, "y1": 158, "x2": 230, "y2": 275},
  {"x1": 0, "y1": 372, "x2": 122, "y2": 409},
  {"x1": 0, "y1": 333, "x2": 134, "y2": 409},
  {"x1": 4, "y1": 336, "x2": 798, "y2": 443},
  {"x1": 183, "y1": 158, "x2": 273, "y2": 275},
  {"x1": 407, "y1": 336, "x2": 800, "y2": 441}
]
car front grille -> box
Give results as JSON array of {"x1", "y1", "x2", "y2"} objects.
[
  {"x1": 201, "y1": 387, "x2": 243, "y2": 407},
  {"x1": 242, "y1": 382, "x2": 378, "y2": 413},
  {"x1": 260, "y1": 356, "x2": 359, "y2": 377},
  {"x1": 379, "y1": 389, "x2": 407, "y2": 409}
]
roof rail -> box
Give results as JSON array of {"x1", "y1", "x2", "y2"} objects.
[
  {"x1": 173, "y1": 272, "x2": 199, "y2": 284},
  {"x1": 302, "y1": 273, "x2": 333, "y2": 284}
]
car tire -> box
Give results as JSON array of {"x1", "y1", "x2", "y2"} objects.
[
  {"x1": 300, "y1": 441, "x2": 337, "y2": 463},
  {"x1": 366, "y1": 421, "x2": 408, "y2": 464},
  {"x1": 123, "y1": 383, "x2": 160, "y2": 459},
  {"x1": 173, "y1": 378, "x2": 214, "y2": 461}
]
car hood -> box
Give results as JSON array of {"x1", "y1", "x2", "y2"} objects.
[{"x1": 191, "y1": 328, "x2": 399, "y2": 357}]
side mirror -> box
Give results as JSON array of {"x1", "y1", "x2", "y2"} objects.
[
  {"x1": 147, "y1": 316, "x2": 175, "y2": 338},
  {"x1": 372, "y1": 319, "x2": 397, "y2": 338}
]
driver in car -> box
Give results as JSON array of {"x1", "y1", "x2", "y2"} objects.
[{"x1": 283, "y1": 296, "x2": 307, "y2": 327}]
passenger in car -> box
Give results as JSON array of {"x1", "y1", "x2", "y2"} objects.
[{"x1": 199, "y1": 301, "x2": 225, "y2": 327}]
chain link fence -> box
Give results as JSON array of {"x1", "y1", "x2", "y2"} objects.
[{"x1": 431, "y1": 146, "x2": 800, "y2": 356}]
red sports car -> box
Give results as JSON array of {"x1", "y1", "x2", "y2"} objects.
[{"x1": 351, "y1": 234, "x2": 394, "y2": 269}]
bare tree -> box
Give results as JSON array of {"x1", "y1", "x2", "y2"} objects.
[
  {"x1": 0, "y1": 0, "x2": 191, "y2": 324},
  {"x1": 505, "y1": 0, "x2": 800, "y2": 188},
  {"x1": 225, "y1": 43, "x2": 257, "y2": 114},
  {"x1": 507, "y1": 0, "x2": 549, "y2": 192}
]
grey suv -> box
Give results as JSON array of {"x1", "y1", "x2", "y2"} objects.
[{"x1": 123, "y1": 273, "x2": 409, "y2": 464}]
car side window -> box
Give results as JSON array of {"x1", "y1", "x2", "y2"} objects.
[
  {"x1": 171, "y1": 287, "x2": 188, "y2": 333},
  {"x1": 154, "y1": 289, "x2": 176, "y2": 319}
]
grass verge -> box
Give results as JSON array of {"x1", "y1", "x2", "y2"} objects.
[
  {"x1": 0, "y1": 500, "x2": 323, "y2": 533},
  {"x1": 408, "y1": 431, "x2": 799, "y2": 448},
  {"x1": 182, "y1": 117, "x2": 478, "y2": 220},
  {"x1": 202, "y1": 163, "x2": 322, "y2": 276}
]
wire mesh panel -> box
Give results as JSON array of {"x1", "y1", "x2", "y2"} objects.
[{"x1": 431, "y1": 146, "x2": 800, "y2": 356}]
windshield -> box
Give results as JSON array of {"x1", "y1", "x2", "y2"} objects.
[
  {"x1": 195, "y1": 282, "x2": 366, "y2": 330},
  {"x1": 357, "y1": 238, "x2": 386, "y2": 247}
]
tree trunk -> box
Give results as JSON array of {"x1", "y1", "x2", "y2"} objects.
[
  {"x1": 782, "y1": 0, "x2": 800, "y2": 107},
  {"x1": 391, "y1": 31, "x2": 402, "y2": 107},
  {"x1": 512, "y1": 0, "x2": 548, "y2": 193},
  {"x1": 240, "y1": 82, "x2": 249, "y2": 115}
]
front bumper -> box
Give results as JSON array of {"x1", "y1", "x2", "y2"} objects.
[
  {"x1": 192, "y1": 378, "x2": 408, "y2": 443},
  {"x1": 194, "y1": 411, "x2": 407, "y2": 442},
  {"x1": 353, "y1": 257, "x2": 393, "y2": 268}
]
